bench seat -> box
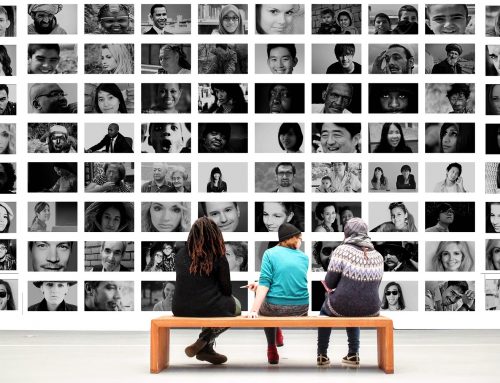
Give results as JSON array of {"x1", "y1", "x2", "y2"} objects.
[{"x1": 151, "y1": 316, "x2": 394, "y2": 374}]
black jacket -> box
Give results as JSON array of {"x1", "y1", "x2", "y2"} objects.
[
  {"x1": 144, "y1": 27, "x2": 172, "y2": 35},
  {"x1": 172, "y1": 246, "x2": 236, "y2": 317},
  {"x1": 432, "y1": 60, "x2": 463, "y2": 74},
  {"x1": 89, "y1": 133, "x2": 133, "y2": 153}
]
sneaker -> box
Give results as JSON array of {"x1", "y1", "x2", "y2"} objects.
[
  {"x1": 195, "y1": 344, "x2": 228, "y2": 365},
  {"x1": 267, "y1": 345, "x2": 279, "y2": 365},
  {"x1": 342, "y1": 353, "x2": 360, "y2": 366},
  {"x1": 275, "y1": 328, "x2": 284, "y2": 347},
  {"x1": 184, "y1": 338, "x2": 207, "y2": 358},
  {"x1": 317, "y1": 354, "x2": 330, "y2": 366}
]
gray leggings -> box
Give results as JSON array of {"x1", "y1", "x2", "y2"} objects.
[{"x1": 259, "y1": 301, "x2": 309, "y2": 346}]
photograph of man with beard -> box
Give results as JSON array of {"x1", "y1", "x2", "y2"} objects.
[
  {"x1": 374, "y1": 241, "x2": 418, "y2": 272},
  {"x1": 29, "y1": 83, "x2": 77, "y2": 113},
  {"x1": 370, "y1": 44, "x2": 417, "y2": 74},
  {"x1": 430, "y1": 44, "x2": 471, "y2": 74},
  {"x1": 84, "y1": 280, "x2": 134, "y2": 311},
  {"x1": 311, "y1": 83, "x2": 361, "y2": 114},
  {"x1": 198, "y1": 123, "x2": 248, "y2": 154},
  {"x1": 28, "y1": 4, "x2": 67, "y2": 34},
  {"x1": 46, "y1": 125, "x2": 76, "y2": 153}
]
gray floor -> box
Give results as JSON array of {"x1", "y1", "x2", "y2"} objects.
[{"x1": 1, "y1": 329, "x2": 499, "y2": 383}]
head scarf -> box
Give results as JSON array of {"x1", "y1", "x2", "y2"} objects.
[
  {"x1": 28, "y1": 4, "x2": 63, "y2": 15},
  {"x1": 342, "y1": 218, "x2": 374, "y2": 252},
  {"x1": 218, "y1": 5, "x2": 244, "y2": 34}
]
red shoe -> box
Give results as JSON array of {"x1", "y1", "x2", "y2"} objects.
[
  {"x1": 275, "y1": 328, "x2": 284, "y2": 347},
  {"x1": 267, "y1": 345, "x2": 279, "y2": 365}
]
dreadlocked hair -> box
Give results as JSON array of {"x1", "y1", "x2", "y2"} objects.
[{"x1": 188, "y1": 217, "x2": 226, "y2": 276}]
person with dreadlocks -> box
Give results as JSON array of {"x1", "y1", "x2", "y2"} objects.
[
  {"x1": 315, "y1": 218, "x2": 384, "y2": 367},
  {"x1": 172, "y1": 216, "x2": 241, "y2": 365}
]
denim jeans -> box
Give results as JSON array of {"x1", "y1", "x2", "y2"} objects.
[{"x1": 317, "y1": 303, "x2": 360, "y2": 355}]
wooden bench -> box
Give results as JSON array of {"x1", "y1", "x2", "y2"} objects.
[{"x1": 150, "y1": 316, "x2": 394, "y2": 374}]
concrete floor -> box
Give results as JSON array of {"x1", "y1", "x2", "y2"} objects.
[{"x1": 1, "y1": 329, "x2": 499, "y2": 383}]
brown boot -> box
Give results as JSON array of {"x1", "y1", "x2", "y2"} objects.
[
  {"x1": 195, "y1": 343, "x2": 227, "y2": 365},
  {"x1": 185, "y1": 338, "x2": 208, "y2": 357}
]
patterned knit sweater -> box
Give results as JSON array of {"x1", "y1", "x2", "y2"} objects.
[{"x1": 324, "y1": 243, "x2": 384, "y2": 317}]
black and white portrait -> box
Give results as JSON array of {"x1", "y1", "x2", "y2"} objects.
[
  {"x1": 425, "y1": 241, "x2": 474, "y2": 272},
  {"x1": 85, "y1": 83, "x2": 133, "y2": 114},
  {"x1": 28, "y1": 123, "x2": 77, "y2": 153},
  {"x1": 28, "y1": 241, "x2": 77, "y2": 272},
  {"x1": 141, "y1": 4, "x2": 191, "y2": 34},
  {"x1": 425, "y1": 202, "x2": 475, "y2": 233},
  {"x1": 84, "y1": 201, "x2": 134, "y2": 233},
  {"x1": 255, "y1": 201, "x2": 304, "y2": 232},
  {"x1": 0, "y1": 6, "x2": 15, "y2": 37},
  {"x1": 141, "y1": 122, "x2": 190, "y2": 154},
  {"x1": 485, "y1": 279, "x2": 500, "y2": 311},
  {"x1": 85, "y1": 162, "x2": 134, "y2": 193},
  {"x1": 486, "y1": 6, "x2": 500, "y2": 37},
  {"x1": 142, "y1": 202, "x2": 190, "y2": 232},
  {"x1": 369, "y1": 44, "x2": 417, "y2": 74},
  {"x1": 199, "y1": 44, "x2": 247, "y2": 74},
  {"x1": 199, "y1": 4, "x2": 248, "y2": 34},
  {"x1": 28, "y1": 162, "x2": 77, "y2": 193},
  {"x1": 312, "y1": 162, "x2": 361, "y2": 193},
  {"x1": 370, "y1": 202, "x2": 418, "y2": 232},
  {"x1": 256, "y1": 241, "x2": 304, "y2": 271},
  {"x1": 255, "y1": 83, "x2": 304, "y2": 114},
  {"x1": 198, "y1": 163, "x2": 248, "y2": 193},
  {"x1": 85, "y1": 44, "x2": 134, "y2": 74},
  {"x1": 0, "y1": 124, "x2": 14, "y2": 153},
  {"x1": 486, "y1": 239, "x2": 500, "y2": 271},
  {"x1": 28, "y1": 281, "x2": 77, "y2": 311},
  {"x1": 142, "y1": 281, "x2": 176, "y2": 311},
  {"x1": 198, "y1": 201, "x2": 248, "y2": 232},
  {"x1": 369, "y1": 122, "x2": 417, "y2": 153},
  {"x1": 312, "y1": 123, "x2": 360, "y2": 153},
  {"x1": 368, "y1": 162, "x2": 418, "y2": 192},
  {"x1": 425, "y1": 280, "x2": 475, "y2": 311},
  {"x1": 0, "y1": 279, "x2": 17, "y2": 310},
  {"x1": 0, "y1": 84, "x2": 15, "y2": 115},
  {"x1": 373, "y1": 241, "x2": 418, "y2": 272},
  {"x1": 0, "y1": 45, "x2": 15, "y2": 76},
  {"x1": 311, "y1": 83, "x2": 361, "y2": 114},
  {"x1": 141, "y1": 162, "x2": 191, "y2": 193},
  {"x1": 141, "y1": 241, "x2": 183, "y2": 272},
  {"x1": 311, "y1": 241, "x2": 341, "y2": 271},
  {"x1": 198, "y1": 123, "x2": 248, "y2": 153},
  {"x1": 312, "y1": 201, "x2": 361, "y2": 233},
  {"x1": 486, "y1": 202, "x2": 500, "y2": 234},
  {"x1": 486, "y1": 124, "x2": 500, "y2": 154},
  {"x1": 225, "y1": 242, "x2": 248, "y2": 272},
  {"x1": 312, "y1": 4, "x2": 361, "y2": 34},
  {"x1": 425, "y1": 83, "x2": 475, "y2": 114},
  {"x1": 84, "y1": 281, "x2": 134, "y2": 311},
  {"x1": 141, "y1": 83, "x2": 190, "y2": 114},
  {"x1": 84, "y1": 4, "x2": 134, "y2": 34},
  {"x1": 85, "y1": 123, "x2": 133, "y2": 153},
  {"x1": 486, "y1": 163, "x2": 500, "y2": 194},
  {"x1": 255, "y1": 123, "x2": 304, "y2": 153},
  {"x1": 368, "y1": 4, "x2": 418, "y2": 34},
  {"x1": 0, "y1": 239, "x2": 15, "y2": 270},
  {"x1": 255, "y1": 162, "x2": 304, "y2": 193},
  {"x1": 28, "y1": 4, "x2": 77, "y2": 34},
  {"x1": 198, "y1": 83, "x2": 248, "y2": 113},
  {"x1": 0, "y1": 202, "x2": 15, "y2": 233},
  {"x1": 142, "y1": 44, "x2": 190, "y2": 74},
  {"x1": 379, "y1": 281, "x2": 418, "y2": 311},
  {"x1": 28, "y1": 201, "x2": 77, "y2": 232},
  {"x1": 425, "y1": 4, "x2": 474, "y2": 35},
  {"x1": 312, "y1": 44, "x2": 361, "y2": 74},
  {"x1": 425, "y1": 122, "x2": 475, "y2": 153},
  {"x1": 0, "y1": 162, "x2": 15, "y2": 193},
  {"x1": 486, "y1": 84, "x2": 500, "y2": 115},
  {"x1": 28, "y1": 44, "x2": 77, "y2": 74},
  {"x1": 426, "y1": 43, "x2": 474, "y2": 74},
  {"x1": 256, "y1": 4, "x2": 304, "y2": 34},
  {"x1": 84, "y1": 241, "x2": 134, "y2": 272},
  {"x1": 28, "y1": 83, "x2": 76, "y2": 114},
  {"x1": 427, "y1": 162, "x2": 473, "y2": 193},
  {"x1": 369, "y1": 83, "x2": 418, "y2": 113},
  {"x1": 255, "y1": 44, "x2": 303, "y2": 74}
]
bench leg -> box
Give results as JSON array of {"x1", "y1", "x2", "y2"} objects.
[
  {"x1": 151, "y1": 323, "x2": 170, "y2": 373},
  {"x1": 377, "y1": 326, "x2": 394, "y2": 374}
]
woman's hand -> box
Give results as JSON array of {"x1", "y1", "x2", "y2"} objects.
[{"x1": 247, "y1": 311, "x2": 259, "y2": 319}]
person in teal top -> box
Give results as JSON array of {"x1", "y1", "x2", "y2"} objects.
[{"x1": 246, "y1": 223, "x2": 309, "y2": 365}]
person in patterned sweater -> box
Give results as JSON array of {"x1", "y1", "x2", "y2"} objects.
[{"x1": 316, "y1": 217, "x2": 384, "y2": 367}]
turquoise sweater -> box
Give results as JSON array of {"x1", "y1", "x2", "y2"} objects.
[{"x1": 259, "y1": 246, "x2": 309, "y2": 306}]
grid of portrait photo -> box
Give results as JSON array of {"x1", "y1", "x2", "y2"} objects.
[{"x1": 1, "y1": 2, "x2": 500, "y2": 329}]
